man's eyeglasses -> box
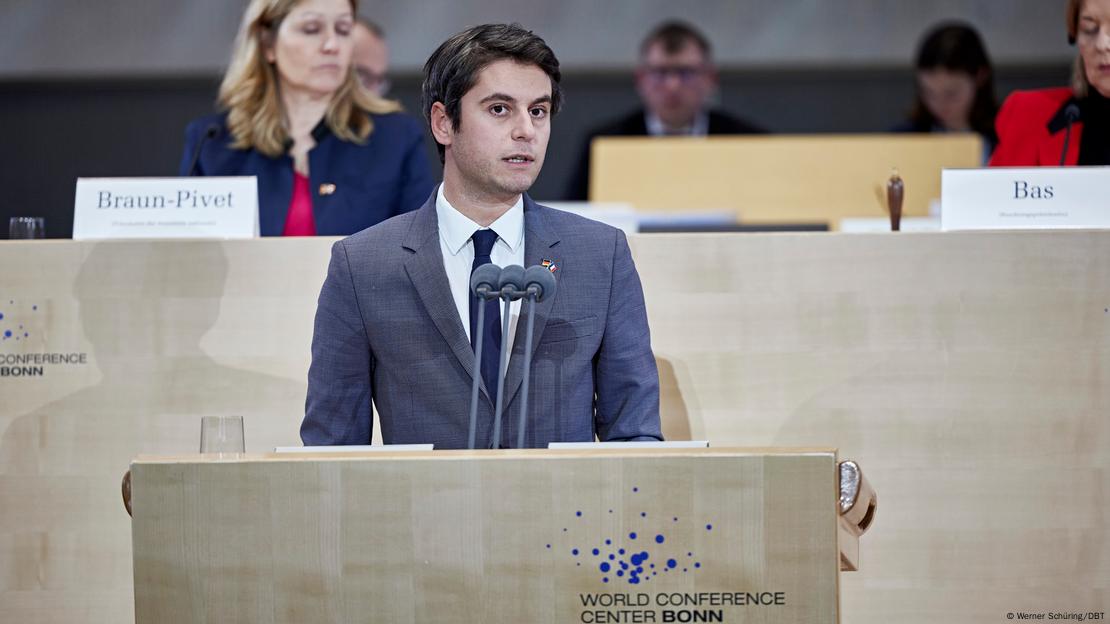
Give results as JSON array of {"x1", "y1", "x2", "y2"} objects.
[{"x1": 642, "y1": 66, "x2": 708, "y2": 84}]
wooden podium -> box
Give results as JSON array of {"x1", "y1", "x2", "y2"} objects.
[{"x1": 130, "y1": 448, "x2": 855, "y2": 623}]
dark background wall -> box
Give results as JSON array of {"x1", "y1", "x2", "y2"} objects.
[
  {"x1": 0, "y1": 1, "x2": 1070, "y2": 76},
  {"x1": 0, "y1": 64, "x2": 1069, "y2": 238}
]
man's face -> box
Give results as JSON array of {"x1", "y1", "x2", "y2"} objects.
[
  {"x1": 437, "y1": 59, "x2": 553, "y2": 201},
  {"x1": 352, "y1": 23, "x2": 389, "y2": 95},
  {"x1": 635, "y1": 40, "x2": 716, "y2": 130}
]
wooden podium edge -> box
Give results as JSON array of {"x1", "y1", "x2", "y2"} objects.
[{"x1": 132, "y1": 446, "x2": 840, "y2": 464}]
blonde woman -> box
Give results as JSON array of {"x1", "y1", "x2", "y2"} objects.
[
  {"x1": 991, "y1": 0, "x2": 1110, "y2": 166},
  {"x1": 178, "y1": 0, "x2": 433, "y2": 235}
]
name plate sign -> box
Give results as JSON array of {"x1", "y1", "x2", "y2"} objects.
[
  {"x1": 73, "y1": 177, "x2": 258, "y2": 239},
  {"x1": 942, "y1": 167, "x2": 1110, "y2": 231}
]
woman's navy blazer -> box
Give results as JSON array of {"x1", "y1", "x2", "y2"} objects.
[{"x1": 178, "y1": 111, "x2": 435, "y2": 236}]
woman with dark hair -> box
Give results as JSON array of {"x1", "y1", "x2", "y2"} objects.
[
  {"x1": 179, "y1": 0, "x2": 434, "y2": 236},
  {"x1": 991, "y1": 0, "x2": 1110, "y2": 166},
  {"x1": 897, "y1": 22, "x2": 999, "y2": 161}
]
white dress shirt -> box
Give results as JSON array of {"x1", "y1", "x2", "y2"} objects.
[
  {"x1": 435, "y1": 184, "x2": 525, "y2": 367},
  {"x1": 645, "y1": 110, "x2": 710, "y2": 137}
]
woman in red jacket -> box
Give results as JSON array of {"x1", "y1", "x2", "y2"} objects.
[{"x1": 990, "y1": 0, "x2": 1110, "y2": 166}]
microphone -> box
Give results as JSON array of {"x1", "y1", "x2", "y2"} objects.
[
  {"x1": 186, "y1": 123, "x2": 220, "y2": 176},
  {"x1": 467, "y1": 263, "x2": 502, "y2": 450},
  {"x1": 515, "y1": 265, "x2": 558, "y2": 448},
  {"x1": 1060, "y1": 104, "x2": 1081, "y2": 166},
  {"x1": 522, "y1": 265, "x2": 557, "y2": 301},
  {"x1": 489, "y1": 264, "x2": 526, "y2": 448}
]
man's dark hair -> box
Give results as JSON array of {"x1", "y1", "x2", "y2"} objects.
[
  {"x1": 422, "y1": 23, "x2": 563, "y2": 162},
  {"x1": 639, "y1": 20, "x2": 712, "y2": 59}
]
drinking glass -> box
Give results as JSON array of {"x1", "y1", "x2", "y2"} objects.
[{"x1": 199, "y1": 416, "x2": 245, "y2": 454}]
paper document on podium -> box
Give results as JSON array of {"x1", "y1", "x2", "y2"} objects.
[
  {"x1": 548, "y1": 441, "x2": 708, "y2": 449},
  {"x1": 274, "y1": 444, "x2": 434, "y2": 453}
]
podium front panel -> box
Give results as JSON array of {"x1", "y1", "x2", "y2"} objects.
[{"x1": 131, "y1": 448, "x2": 839, "y2": 624}]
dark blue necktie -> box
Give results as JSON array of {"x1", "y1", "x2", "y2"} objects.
[{"x1": 469, "y1": 229, "x2": 502, "y2": 406}]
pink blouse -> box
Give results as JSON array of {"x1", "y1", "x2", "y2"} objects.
[{"x1": 282, "y1": 170, "x2": 316, "y2": 236}]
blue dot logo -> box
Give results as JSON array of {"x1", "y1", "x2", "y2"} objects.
[{"x1": 542, "y1": 489, "x2": 717, "y2": 585}]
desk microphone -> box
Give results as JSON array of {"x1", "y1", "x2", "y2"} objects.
[
  {"x1": 467, "y1": 263, "x2": 502, "y2": 450},
  {"x1": 1059, "y1": 104, "x2": 1081, "y2": 166},
  {"x1": 489, "y1": 265, "x2": 525, "y2": 448},
  {"x1": 515, "y1": 265, "x2": 557, "y2": 449},
  {"x1": 186, "y1": 123, "x2": 220, "y2": 176}
]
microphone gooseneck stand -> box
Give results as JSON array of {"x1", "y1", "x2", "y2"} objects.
[
  {"x1": 515, "y1": 265, "x2": 557, "y2": 449},
  {"x1": 467, "y1": 264, "x2": 501, "y2": 450},
  {"x1": 186, "y1": 123, "x2": 220, "y2": 176},
  {"x1": 1060, "y1": 103, "x2": 1081, "y2": 166},
  {"x1": 489, "y1": 265, "x2": 525, "y2": 449},
  {"x1": 468, "y1": 264, "x2": 557, "y2": 450}
]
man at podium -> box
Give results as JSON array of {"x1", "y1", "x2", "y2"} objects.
[{"x1": 301, "y1": 24, "x2": 662, "y2": 449}]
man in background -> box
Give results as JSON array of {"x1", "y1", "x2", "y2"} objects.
[
  {"x1": 353, "y1": 16, "x2": 390, "y2": 96},
  {"x1": 566, "y1": 20, "x2": 765, "y2": 199}
]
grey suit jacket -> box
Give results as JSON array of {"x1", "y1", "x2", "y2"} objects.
[{"x1": 301, "y1": 193, "x2": 662, "y2": 448}]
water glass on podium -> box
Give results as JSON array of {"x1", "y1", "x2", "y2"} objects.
[{"x1": 199, "y1": 416, "x2": 245, "y2": 455}]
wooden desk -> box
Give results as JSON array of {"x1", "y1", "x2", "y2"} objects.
[{"x1": 590, "y1": 134, "x2": 982, "y2": 228}]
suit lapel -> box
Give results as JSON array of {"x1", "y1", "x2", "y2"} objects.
[
  {"x1": 502, "y1": 196, "x2": 561, "y2": 409},
  {"x1": 402, "y1": 198, "x2": 478, "y2": 386}
]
